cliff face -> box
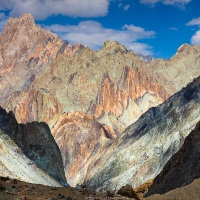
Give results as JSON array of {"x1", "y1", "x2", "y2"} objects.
[
  {"x1": 0, "y1": 14, "x2": 82, "y2": 102},
  {"x1": 1, "y1": 15, "x2": 200, "y2": 191},
  {"x1": 146, "y1": 121, "x2": 200, "y2": 196},
  {"x1": 49, "y1": 112, "x2": 114, "y2": 186},
  {"x1": 0, "y1": 107, "x2": 67, "y2": 186},
  {"x1": 2, "y1": 40, "x2": 169, "y2": 136},
  {"x1": 0, "y1": 129, "x2": 61, "y2": 187},
  {"x1": 83, "y1": 76, "x2": 200, "y2": 192}
]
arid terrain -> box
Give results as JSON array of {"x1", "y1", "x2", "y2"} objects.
[{"x1": 0, "y1": 13, "x2": 200, "y2": 200}]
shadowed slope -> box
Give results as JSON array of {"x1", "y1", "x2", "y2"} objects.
[{"x1": 147, "y1": 120, "x2": 200, "y2": 196}]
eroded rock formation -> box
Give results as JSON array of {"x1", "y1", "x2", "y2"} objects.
[
  {"x1": 0, "y1": 129, "x2": 61, "y2": 187},
  {"x1": 0, "y1": 107, "x2": 67, "y2": 186},
  {"x1": 1, "y1": 14, "x2": 200, "y2": 192},
  {"x1": 0, "y1": 13, "x2": 82, "y2": 101},
  {"x1": 49, "y1": 112, "x2": 114, "y2": 186},
  {"x1": 146, "y1": 120, "x2": 200, "y2": 196},
  {"x1": 83, "y1": 76, "x2": 200, "y2": 192}
]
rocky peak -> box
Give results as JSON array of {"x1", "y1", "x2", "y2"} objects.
[
  {"x1": 176, "y1": 43, "x2": 189, "y2": 54},
  {"x1": 0, "y1": 14, "x2": 83, "y2": 102},
  {"x1": 100, "y1": 40, "x2": 128, "y2": 55},
  {"x1": 137, "y1": 53, "x2": 154, "y2": 62},
  {"x1": 5, "y1": 13, "x2": 35, "y2": 28}
]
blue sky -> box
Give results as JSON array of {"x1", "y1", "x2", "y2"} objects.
[{"x1": 0, "y1": 0, "x2": 200, "y2": 59}]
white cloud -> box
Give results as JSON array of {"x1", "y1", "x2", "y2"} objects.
[
  {"x1": 0, "y1": 0, "x2": 13, "y2": 10},
  {"x1": 45, "y1": 21, "x2": 155, "y2": 55},
  {"x1": 191, "y1": 30, "x2": 200, "y2": 45},
  {"x1": 0, "y1": 0, "x2": 109, "y2": 20},
  {"x1": 169, "y1": 27, "x2": 178, "y2": 31},
  {"x1": 124, "y1": 4, "x2": 130, "y2": 11},
  {"x1": 140, "y1": 0, "x2": 191, "y2": 8},
  {"x1": 186, "y1": 17, "x2": 200, "y2": 27}
]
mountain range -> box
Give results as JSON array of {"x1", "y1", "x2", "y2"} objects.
[{"x1": 0, "y1": 13, "x2": 200, "y2": 199}]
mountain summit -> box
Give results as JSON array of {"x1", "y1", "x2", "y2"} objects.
[{"x1": 0, "y1": 13, "x2": 83, "y2": 101}]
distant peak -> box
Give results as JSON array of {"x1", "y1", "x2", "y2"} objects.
[
  {"x1": 103, "y1": 40, "x2": 126, "y2": 49},
  {"x1": 19, "y1": 13, "x2": 34, "y2": 20},
  {"x1": 177, "y1": 43, "x2": 189, "y2": 53},
  {"x1": 101, "y1": 40, "x2": 128, "y2": 54},
  {"x1": 6, "y1": 13, "x2": 35, "y2": 28}
]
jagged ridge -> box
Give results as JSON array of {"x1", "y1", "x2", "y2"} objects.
[{"x1": 0, "y1": 107, "x2": 67, "y2": 186}]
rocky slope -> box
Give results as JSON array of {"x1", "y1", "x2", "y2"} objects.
[
  {"x1": 1, "y1": 14, "x2": 200, "y2": 191},
  {"x1": 146, "y1": 120, "x2": 200, "y2": 196},
  {"x1": 82, "y1": 76, "x2": 200, "y2": 192},
  {"x1": 0, "y1": 13, "x2": 82, "y2": 102},
  {"x1": 146, "y1": 178, "x2": 200, "y2": 200},
  {"x1": 0, "y1": 107, "x2": 67, "y2": 186},
  {"x1": 48, "y1": 112, "x2": 115, "y2": 186},
  {"x1": 0, "y1": 176, "x2": 136, "y2": 200},
  {"x1": 2, "y1": 18, "x2": 200, "y2": 137},
  {"x1": 0, "y1": 130, "x2": 61, "y2": 187},
  {"x1": 2, "y1": 41, "x2": 169, "y2": 135}
]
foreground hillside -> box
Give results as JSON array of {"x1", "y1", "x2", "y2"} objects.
[
  {"x1": 147, "y1": 120, "x2": 200, "y2": 196},
  {"x1": 147, "y1": 178, "x2": 200, "y2": 200},
  {"x1": 0, "y1": 176, "x2": 135, "y2": 200},
  {"x1": 0, "y1": 107, "x2": 66, "y2": 187}
]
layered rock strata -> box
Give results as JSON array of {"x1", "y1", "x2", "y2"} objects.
[
  {"x1": 0, "y1": 13, "x2": 82, "y2": 102},
  {"x1": 147, "y1": 120, "x2": 200, "y2": 196},
  {"x1": 0, "y1": 129, "x2": 61, "y2": 187},
  {"x1": 83, "y1": 76, "x2": 200, "y2": 192},
  {"x1": 49, "y1": 112, "x2": 114, "y2": 186},
  {"x1": 1, "y1": 14, "x2": 200, "y2": 191},
  {"x1": 0, "y1": 107, "x2": 67, "y2": 186}
]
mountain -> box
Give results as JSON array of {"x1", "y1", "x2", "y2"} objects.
[
  {"x1": 83, "y1": 76, "x2": 200, "y2": 192},
  {"x1": 1, "y1": 14, "x2": 200, "y2": 191},
  {"x1": 0, "y1": 107, "x2": 67, "y2": 186},
  {"x1": 137, "y1": 53, "x2": 154, "y2": 62},
  {"x1": 2, "y1": 39, "x2": 169, "y2": 135},
  {"x1": 146, "y1": 120, "x2": 200, "y2": 196},
  {"x1": 0, "y1": 13, "x2": 82, "y2": 102},
  {"x1": 49, "y1": 112, "x2": 114, "y2": 185},
  {"x1": 2, "y1": 16, "x2": 200, "y2": 138},
  {"x1": 0, "y1": 129, "x2": 61, "y2": 187}
]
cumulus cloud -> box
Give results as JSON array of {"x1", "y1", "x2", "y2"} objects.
[
  {"x1": 140, "y1": 0, "x2": 191, "y2": 8},
  {"x1": 0, "y1": 0, "x2": 109, "y2": 20},
  {"x1": 186, "y1": 17, "x2": 200, "y2": 27},
  {"x1": 191, "y1": 30, "x2": 200, "y2": 45},
  {"x1": 45, "y1": 21, "x2": 155, "y2": 55}
]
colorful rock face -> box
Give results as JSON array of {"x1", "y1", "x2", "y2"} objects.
[
  {"x1": 1, "y1": 14, "x2": 200, "y2": 191},
  {"x1": 83, "y1": 77, "x2": 200, "y2": 192},
  {"x1": 0, "y1": 107, "x2": 67, "y2": 187},
  {"x1": 0, "y1": 14, "x2": 82, "y2": 102},
  {"x1": 147, "y1": 120, "x2": 200, "y2": 196}
]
